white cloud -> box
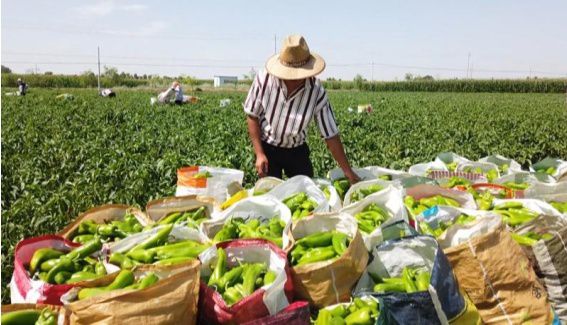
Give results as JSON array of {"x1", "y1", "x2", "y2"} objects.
[{"x1": 75, "y1": 0, "x2": 148, "y2": 17}]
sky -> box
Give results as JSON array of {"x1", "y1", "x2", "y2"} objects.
[{"x1": 2, "y1": 0, "x2": 567, "y2": 80}]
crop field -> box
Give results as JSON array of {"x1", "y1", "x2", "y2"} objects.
[{"x1": 1, "y1": 88, "x2": 567, "y2": 302}]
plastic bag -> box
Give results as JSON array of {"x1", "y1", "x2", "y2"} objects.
[
  {"x1": 198, "y1": 239, "x2": 293, "y2": 324},
  {"x1": 314, "y1": 178, "x2": 342, "y2": 212},
  {"x1": 266, "y1": 175, "x2": 329, "y2": 214},
  {"x1": 478, "y1": 154, "x2": 523, "y2": 175},
  {"x1": 175, "y1": 166, "x2": 244, "y2": 204},
  {"x1": 342, "y1": 179, "x2": 393, "y2": 207},
  {"x1": 354, "y1": 235, "x2": 467, "y2": 324}
]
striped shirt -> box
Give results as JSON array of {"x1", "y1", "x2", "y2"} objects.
[{"x1": 244, "y1": 69, "x2": 339, "y2": 148}]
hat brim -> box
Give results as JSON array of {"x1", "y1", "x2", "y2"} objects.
[{"x1": 265, "y1": 53, "x2": 325, "y2": 80}]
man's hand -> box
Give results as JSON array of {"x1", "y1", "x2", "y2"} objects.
[
  {"x1": 256, "y1": 154, "x2": 269, "y2": 177},
  {"x1": 344, "y1": 168, "x2": 360, "y2": 185}
]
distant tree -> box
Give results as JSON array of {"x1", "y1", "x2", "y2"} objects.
[
  {"x1": 420, "y1": 75, "x2": 434, "y2": 80},
  {"x1": 1, "y1": 65, "x2": 12, "y2": 73},
  {"x1": 404, "y1": 73, "x2": 414, "y2": 81},
  {"x1": 353, "y1": 74, "x2": 366, "y2": 90},
  {"x1": 44, "y1": 71, "x2": 53, "y2": 75}
]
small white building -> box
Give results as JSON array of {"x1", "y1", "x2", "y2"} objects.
[{"x1": 213, "y1": 75, "x2": 238, "y2": 88}]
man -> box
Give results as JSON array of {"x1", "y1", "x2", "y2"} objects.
[
  {"x1": 158, "y1": 81, "x2": 184, "y2": 104},
  {"x1": 244, "y1": 35, "x2": 359, "y2": 184},
  {"x1": 17, "y1": 78, "x2": 28, "y2": 96},
  {"x1": 100, "y1": 88, "x2": 116, "y2": 97}
]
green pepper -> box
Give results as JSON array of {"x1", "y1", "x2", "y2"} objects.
[
  {"x1": 329, "y1": 305, "x2": 348, "y2": 318},
  {"x1": 127, "y1": 272, "x2": 160, "y2": 290},
  {"x1": 66, "y1": 271, "x2": 101, "y2": 283},
  {"x1": 494, "y1": 201, "x2": 523, "y2": 210},
  {"x1": 108, "y1": 252, "x2": 137, "y2": 269},
  {"x1": 78, "y1": 270, "x2": 135, "y2": 300},
  {"x1": 1, "y1": 309, "x2": 41, "y2": 325},
  {"x1": 213, "y1": 221, "x2": 239, "y2": 242},
  {"x1": 208, "y1": 248, "x2": 227, "y2": 287},
  {"x1": 345, "y1": 307, "x2": 372, "y2": 325},
  {"x1": 40, "y1": 258, "x2": 61, "y2": 272},
  {"x1": 217, "y1": 265, "x2": 244, "y2": 292},
  {"x1": 66, "y1": 237, "x2": 102, "y2": 261},
  {"x1": 296, "y1": 246, "x2": 337, "y2": 266},
  {"x1": 131, "y1": 224, "x2": 173, "y2": 251},
  {"x1": 222, "y1": 286, "x2": 244, "y2": 306},
  {"x1": 29, "y1": 248, "x2": 65, "y2": 274},
  {"x1": 263, "y1": 270, "x2": 276, "y2": 286},
  {"x1": 46, "y1": 258, "x2": 74, "y2": 284},
  {"x1": 35, "y1": 307, "x2": 57, "y2": 325},
  {"x1": 402, "y1": 267, "x2": 417, "y2": 293},
  {"x1": 332, "y1": 232, "x2": 349, "y2": 255},
  {"x1": 153, "y1": 244, "x2": 206, "y2": 260},
  {"x1": 77, "y1": 219, "x2": 98, "y2": 235},
  {"x1": 54, "y1": 271, "x2": 72, "y2": 284},
  {"x1": 296, "y1": 231, "x2": 333, "y2": 247},
  {"x1": 315, "y1": 309, "x2": 333, "y2": 325},
  {"x1": 241, "y1": 263, "x2": 266, "y2": 295},
  {"x1": 72, "y1": 234, "x2": 96, "y2": 244},
  {"x1": 126, "y1": 249, "x2": 156, "y2": 263},
  {"x1": 158, "y1": 212, "x2": 183, "y2": 225},
  {"x1": 415, "y1": 271, "x2": 431, "y2": 291},
  {"x1": 289, "y1": 244, "x2": 306, "y2": 264},
  {"x1": 283, "y1": 192, "x2": 308, "y2": 211},
  {"x1": 511, "y1": 233, "x2": 538, "y2": 246},
  {"x1": 95, "y1": 261, "x2": 107, "y2": 276},
  {"x1": 373, "y1": 278, "x2": 406, "y2": 293}
]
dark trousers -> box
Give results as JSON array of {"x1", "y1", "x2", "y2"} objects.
[{"x1": 262, "y1": 142, "x2": 314, "y2": 179}]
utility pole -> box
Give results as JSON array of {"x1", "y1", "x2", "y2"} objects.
[
  {"x1": 371, "y1": 61, "x2": 374, "y2": 82},
  {"x1": 466, "y1": 52, "x2": 471, "y2": 79},
  {"x1": 97, "y1": 46, "x2": 101, "y2": 93},
  {"x1": 274, "y1": 34, "x2": 277, "y2": 54}
]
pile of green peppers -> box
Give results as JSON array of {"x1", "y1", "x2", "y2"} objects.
[
  {"x1": 157, "y1": 206, "x2": 208, "y2": 229},
  {"x1": 419, "y1": 214, "x2": 476, "y2": 238},
  {"x1": 354, "y1": 203, "x2": 390, "y2": 234},
  {"x1": 206, "y1": 248, "x2": 276, "y2": 306},
  {"x1": 213, "y1": 217, "x2": 285, "y2": 247},
  {"x1": 71, "y1": 213, "x2": 143, "y2": 244},
  {"x1": 28, "y1": 237, "x2": 106, "y2": 284},
  {"x1": 333, "y1": 178, "x2": 350, "y2": 200},
  {"x1": 550, "y1": 201, "x2": 567, "y2": 213},
  {"x1": 77, "y1": 270, "x2": 159, "y2": 300},
  {"x1": 462, "y1": 166, "x2": 499, "y2": 182},
  {"x1": 283, "y1": 192, "x2": 318, "y2": 220},
  {"x1": 314, "y1": 297, "x2": 379, "y2": 325},
  {"x1": 1, "y1": 307, "x2": 57, "y2": 325},
  {"x1": 510, "y1": 232, "x2": 553, "y2": 246},
  {"x1": 536, "y1": 167, "x2": 556, "y2": 175},
  {"x1": 491, "y1": 202, "x2": 539, "y2": 227},
  {"x1": 289, "y1": 231, "x2": 350, "y2": 266},
  {"x1": 404, "y1": 195, "x2": 461, "y2": 216},
  {"x1": 109, "y1": 224, "x2": 207, "y2": 268},
  {"x1": 373, "y1": 267, "x2": 431, "y2": 294},
  {"x1": 349, "y1": 184, "x2": 384, "y2": 203}
]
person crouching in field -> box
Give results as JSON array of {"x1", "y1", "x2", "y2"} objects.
[
  {"x1": 17, "y1": 78, "x2": 28, "y2": 96},
  {"x1": 153, "y1": 81, "x2": 198, "y2": 105},
  {"x1": 244, "y1": 34, "x2": 360, "y2": 184}
]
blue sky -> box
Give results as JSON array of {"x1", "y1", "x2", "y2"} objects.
[{"x1": 2, "y1": 0, "x2": 567, "y2": 80}]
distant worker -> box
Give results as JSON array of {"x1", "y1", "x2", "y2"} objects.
[
  {"x1": 17, "y1": 78, "x2": 28, "y2": 96},
  {"x1": 100, "y1": 88, "x2": 116, "y2": 97},
  {"x1": 244, "y1": 34, "x2": 360, "y2": 184},
  {"x1": 158, "y1": 81, "x2": 184, "y2": 104},
  {"x1": 152, "y1": 81, "x2": 198, "y2": 105}
]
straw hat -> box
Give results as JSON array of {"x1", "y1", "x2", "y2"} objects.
[{"x1": 266, "y1": 35, "x2": 325, "y2": 80}]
